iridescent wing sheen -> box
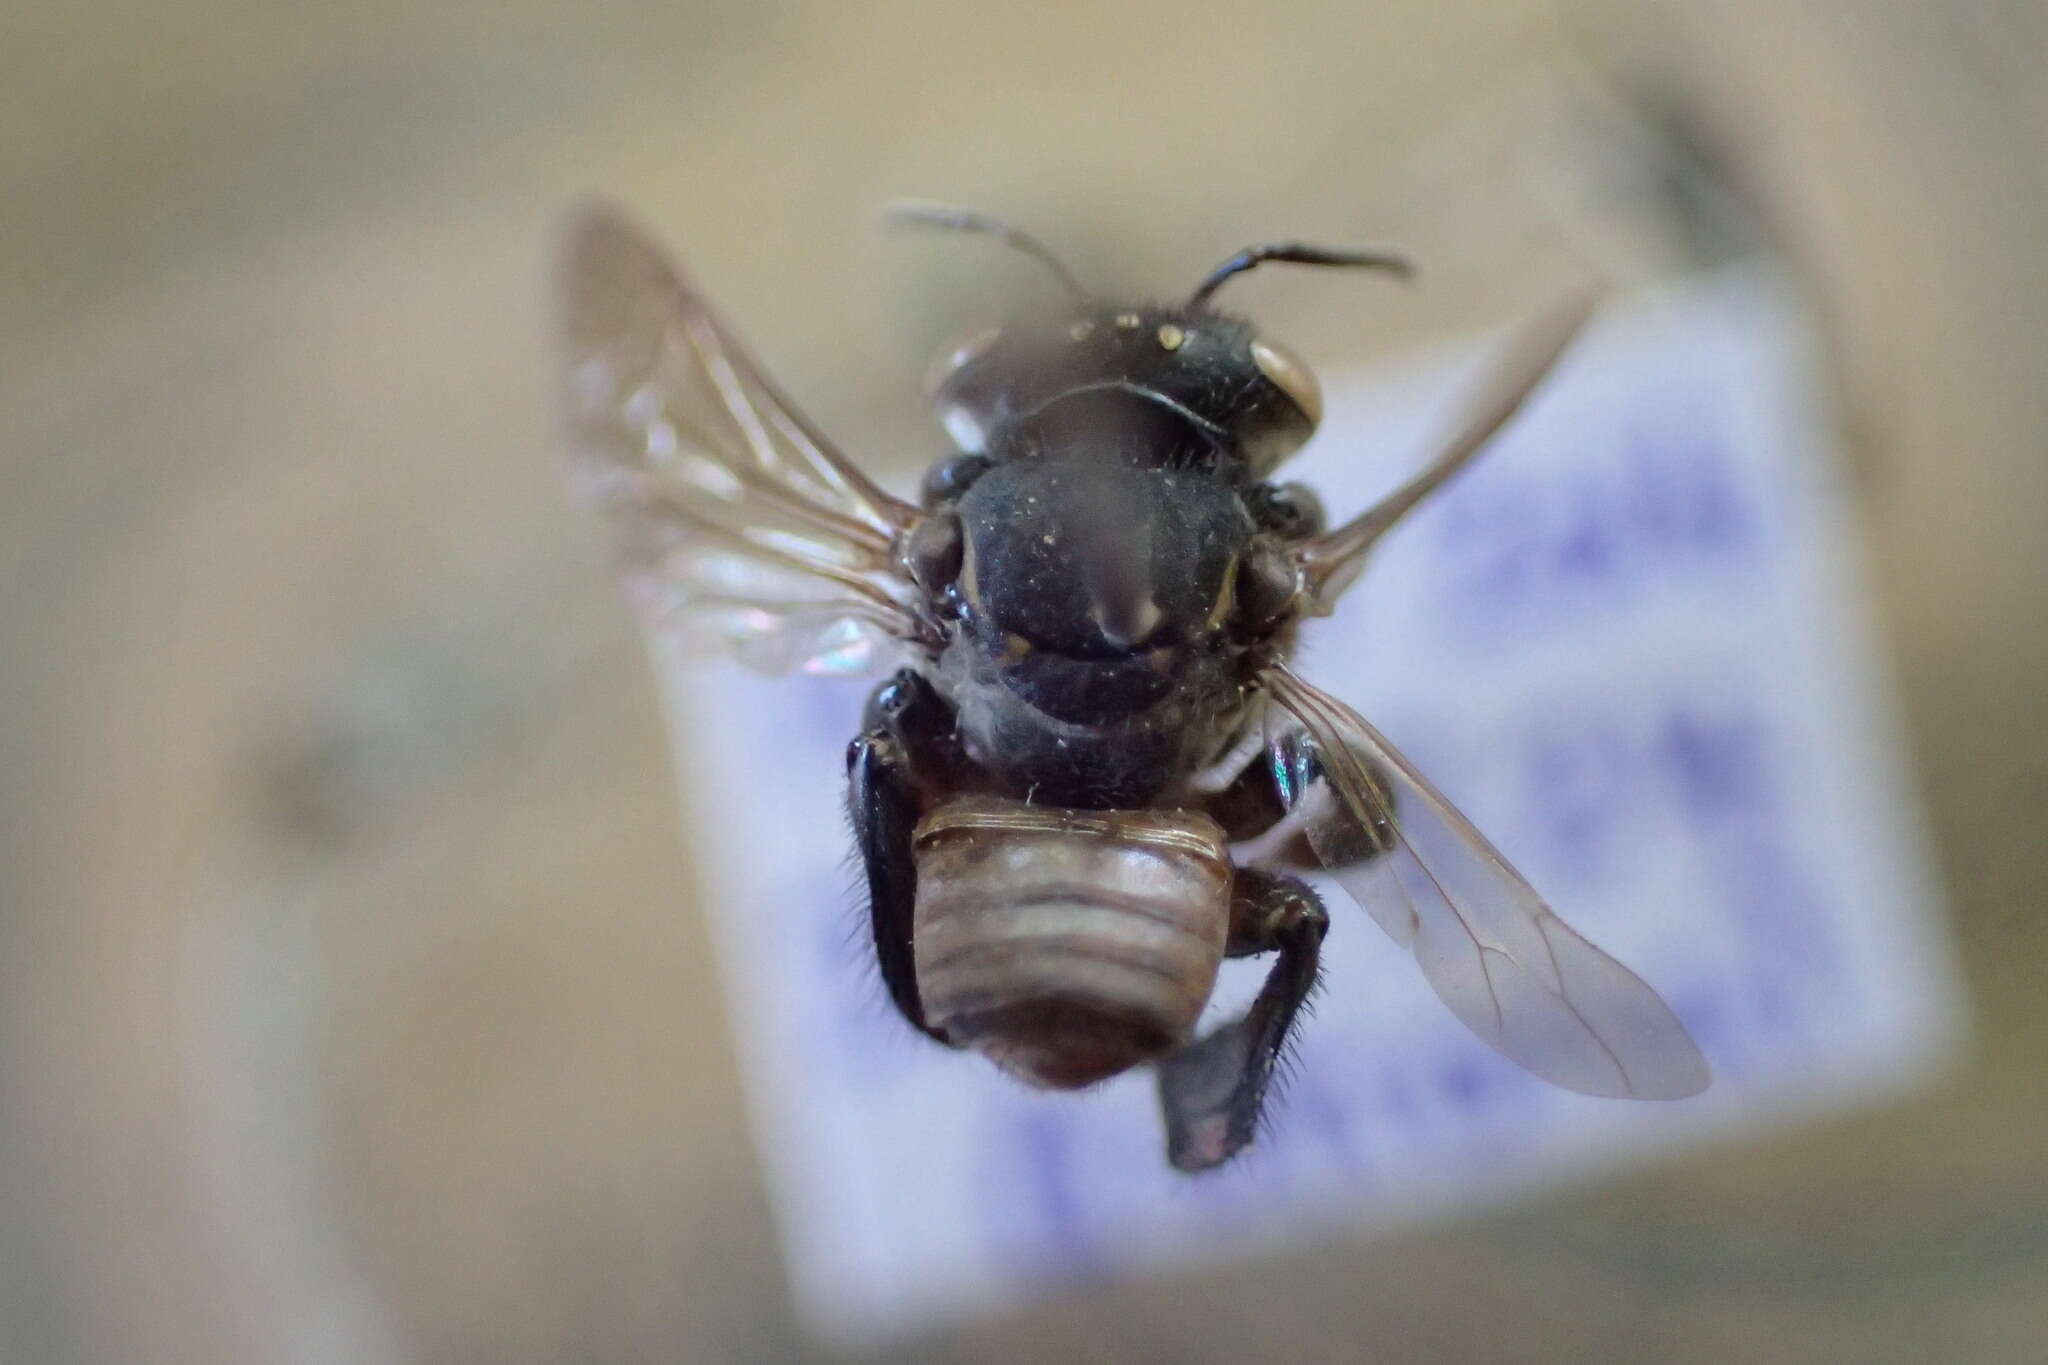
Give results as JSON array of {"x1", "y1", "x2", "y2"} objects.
[
  {"x1": 1263, "y1": 664, "x2": 1710, "y2": 1100},
  {"x1": 558, "y1": 202, "x2": 925, "y2": 677}
]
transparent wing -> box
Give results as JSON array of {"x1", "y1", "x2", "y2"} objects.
[
  {"x1": 1295, "y1": 293, "x2": 1594, "y2": 611},
  {"x1": 558, "y1": 202, "x2": 926, "y2": 676},
  {"x1": 1263, "y1": 664, "x2": 1709, "y2": 1100}
]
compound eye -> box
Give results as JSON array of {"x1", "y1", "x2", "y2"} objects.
[
  {"x1": 926, "y1": 326, "x2": 1005, "y2": 451},
  {"x1": 1250, "y1": 337, "x2": 1323, "y2": 430},
  {"x1": 923, "y1": 326, "x2": 1003, "y2": 397}
]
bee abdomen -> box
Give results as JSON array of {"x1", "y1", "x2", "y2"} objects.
[{"x1": 912, "y1": 796, "x2": 1232, "y2": 1089}]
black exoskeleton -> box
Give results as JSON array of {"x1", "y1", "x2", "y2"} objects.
[
  {"x1": 838, "y1": 215, "x2": 1411, "y2": 1169},
  {"x1": 564, "y1": 199, "x2": 1708, "y2": 1176}
]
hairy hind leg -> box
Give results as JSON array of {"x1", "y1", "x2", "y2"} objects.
[{"x1": 1155, "y1": 868, "x2": 1328, "y2": 1171}]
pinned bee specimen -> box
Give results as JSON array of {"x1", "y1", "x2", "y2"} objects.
[{"x1": 559, "y1": 201, "x2": 1709, "y2": 1172}]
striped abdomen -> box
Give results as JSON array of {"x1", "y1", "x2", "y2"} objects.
[{"x1": 911, "y1": 795, "x2": 1233, "y2": 1089}]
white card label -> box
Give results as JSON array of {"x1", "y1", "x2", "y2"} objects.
[{"x1": 656, "y1": 269, "x2": 1962, "y2": 1344}]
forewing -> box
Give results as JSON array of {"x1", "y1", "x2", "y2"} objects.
[
  {"x1": 559, "y1": 203, "x2": 923, "y2": 676},
  {"x1": 1265, "y1": 665, "x2": 1709, "y2": 1100}
]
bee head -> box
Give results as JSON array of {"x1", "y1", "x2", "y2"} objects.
[
  {"x1": 892, "y1": 207, "x2": 1401, "y2": 477},
  {"x1": 926, "y1": 307, "x2": 1323, "y2": 478}
]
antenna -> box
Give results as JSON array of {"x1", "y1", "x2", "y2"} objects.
[
  {"x1": 1189, "y1": 241, "x2": 1414, "y2": 309},
  {"x1": 883, "y1": 200, "x2": 1088, "y2": 301}
]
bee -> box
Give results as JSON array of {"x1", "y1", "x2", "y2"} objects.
[{"x1": 559, "y1": 201, "x2": 1709, "y2": 1172}]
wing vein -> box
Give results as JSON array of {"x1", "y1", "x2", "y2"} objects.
[
  {"x1": 559, "y1": 204, "x2": 923, "y2": 678},
  {"x1": 1261, "y1": 661, "x2": 1708, "y2": 1100}
]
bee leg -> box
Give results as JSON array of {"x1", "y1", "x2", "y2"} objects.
[
  {"x1": 847, "y1": 669, "x2": 955, "y2": 1045},
  {"x1": 1155, "y1": 869, "x2": 1328, "y2": 1171}
]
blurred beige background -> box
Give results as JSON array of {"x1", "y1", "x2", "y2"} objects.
[{"x1": 4, "y1": 3, "x2": 2046, "y2": 1362}]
